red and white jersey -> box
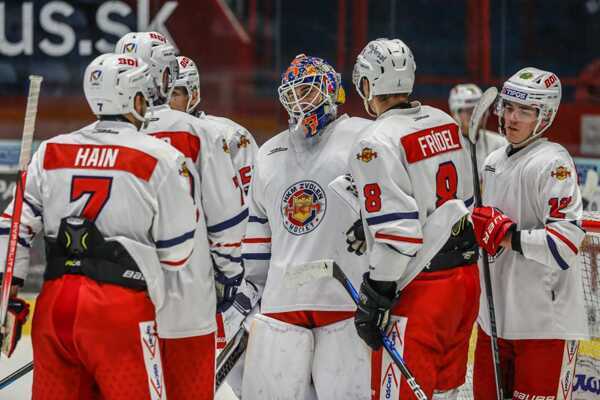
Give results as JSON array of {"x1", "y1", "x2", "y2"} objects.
[
  {"x1": 142, "y1": 105, "x2": 247, "y2": 278},
  {"x1": 0, "y1": 120, "x2": 198, "y2": 330},
  {"x1": 349, "y1": 103, "x2": 474, "y2": 282},
  {"x1": 199, "y1": 112, "x2": 259, "y2": 198},
  {"x1": 242, "y1": 115, "x2": 371, "y2": 314},
  {"x1": 479, "y1": 139, "x2": 588, "y2": 340}
]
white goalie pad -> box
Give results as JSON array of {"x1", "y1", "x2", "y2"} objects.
[{"x1": 242, "y1": 314, "x2": 316, "y2": 400}]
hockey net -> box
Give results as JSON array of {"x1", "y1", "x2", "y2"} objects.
[{"x1": 457, "y1": 212, "x2": 600, "y2": 399}]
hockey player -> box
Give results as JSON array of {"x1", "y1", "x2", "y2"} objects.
[
  {"x1": 471, "y1": 68, "x2": 587, "y2": 399},
  {"x1": 448, "y1": 83, "x2": 506, "y2": 172},
  {"x1": 0, "y1": 53, "x2": 200, "y2": 399},
  {"x1": 348, "y1": 38, "x2": 479, "y2": 399},
  {"x1": 115, "y1": 32, "x2": 247, "y2": 399},
  {"x1": 241, "y1": 54, "x2": 372, "y2": 399},
  {"x1": 169, "y1": 54, "x2": 260, "y2": 396}
]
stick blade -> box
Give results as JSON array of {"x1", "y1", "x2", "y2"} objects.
[
  {"x1": 468, "y1": 87, "x2": 498, "y2": 144},
  {"x1": 282, "y1": 260, "x2": 334, "y2": 288}
]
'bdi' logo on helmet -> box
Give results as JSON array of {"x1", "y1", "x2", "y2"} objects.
[{"x1": 281, "y1": 180, "x2": 326, "y2": 235}]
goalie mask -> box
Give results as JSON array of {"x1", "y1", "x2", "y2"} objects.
[
  {"x1": 352, "y1": 38, "x2": 416, "y2": 116},
  {"x1": 497, "y1": 67, "x2": 561, "y2": 147},
  {"x1": 115, "y1": 31, "x2": 178, "y2": 104},
  {"x1": 174, "y1": 56, "x2": 201, "y2": 113},
  {"x1": 278, "y1": 54, "x2": 345, "y2": 138},
  {"x1": 83, "y1": 53, "x2": 153, "y2": 126}
]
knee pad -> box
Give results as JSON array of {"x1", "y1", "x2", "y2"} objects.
[{"x1": 242, "y1": 314, "x2": 315, "y2": 400}]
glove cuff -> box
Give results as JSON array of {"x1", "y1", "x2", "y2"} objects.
[{"x1": 362, "y1": 273, "x2": 397, "y2": 307}]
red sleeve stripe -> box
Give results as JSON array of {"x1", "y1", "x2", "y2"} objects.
[
  {"x1": 375, "y1": 233, "x2": 423, "y2": 244},
  {"x1": 161, "y1": 251, "x2": 192, "y2": 267},
  {"x1": 242, "y1": 237, "x2": 272, "y2": 244},
  {"x1": 1, "y1": 213, "x2": 34, "y2": 234},
  {"x1": 546, "y1": 227, "x2": 578, "y2": 254}
]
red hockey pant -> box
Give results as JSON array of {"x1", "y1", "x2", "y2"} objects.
[
  {"x1": 31, "y1": 275, "x2": 215, "y2": 400},
  {"x1": 474, "y1": 326, "x2": 579, "y2": 399},
  {"x1": 371, "y1": 264, "x2": 480, "y2": 400}
]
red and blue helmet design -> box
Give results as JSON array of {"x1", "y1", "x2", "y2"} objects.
[{"x1": 278, "y1": 54, "x2": 345, "y2": 138}]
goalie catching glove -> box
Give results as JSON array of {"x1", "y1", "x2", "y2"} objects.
[
  {"x1": 354, "y1": 272, "x2": 397, "y2": 350},
  {"x1": 471, "y1": 206, "x2": 516, "y2": 256},
  {"x1": 1, "y1": 297, "x2": 30, "y2": 358}
]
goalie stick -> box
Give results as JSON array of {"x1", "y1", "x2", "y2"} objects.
[
  {"x1": 0, "y1": 76, "x2": 43, "y2": 357},
  {"x1": 467, "y1": 86, "x2": 504, "y2": 400}
]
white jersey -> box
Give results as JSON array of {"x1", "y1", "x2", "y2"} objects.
[
  {"x1": 0, "y1": 120, "x2": 199, "y2": 333},
  {"x1": 349, "y1": 103, "x2": 474, "y2": 282},
  {"x1": 242, "y1": 115, "x2": 371, "y2": 313},
  {"x1": 479, "y1": 139, "x2": 588, "y2": 340},
  {"x1": 140, "y1": 105, "x2": 247, "y2": 337},
  {"x1": 200, "y1": 113, "x2": 259, "y2": 197}
]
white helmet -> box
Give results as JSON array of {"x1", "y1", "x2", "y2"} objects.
[
  {"x1": 174, "y1": 56, "x2": 201, "y2": 113},
  {"x1": 498, "y1": 67, "x2": 561, "y2": 141},
  {"x1": 448, "y1": 83, "x2": 482, "y2": 115},
  {"x1": 115, "y1": 31, "x2": 178, "y2": 103},
  {"x1": 352, "y1": 38, "x2": 416, "y2": 101},
  {"x1": 83, "y1": 53, "x2": 153, "y2": 125}
]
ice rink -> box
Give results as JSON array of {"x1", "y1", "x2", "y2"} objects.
[{"x1": 0, "y1": 337, "x2": 239, "y2": 400}]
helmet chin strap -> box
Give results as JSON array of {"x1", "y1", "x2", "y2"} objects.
[{"x1": 362, "y1": 97, "x2": 377, "y2": 118}]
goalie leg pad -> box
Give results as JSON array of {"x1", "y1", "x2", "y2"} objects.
[
  {"x1": 312, "y1": 317, "x2": 371, "y2": 399},
  {"x1": 242, "y1": 314, "x2": 315, "y2": 400}
]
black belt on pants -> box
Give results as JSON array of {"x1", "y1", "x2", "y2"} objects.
[{"x1": 423, "y1": 215, "x2": 479, "y2": 272}]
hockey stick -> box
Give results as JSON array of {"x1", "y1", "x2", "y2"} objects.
[
  {"x1": 215, "y1": 324, "x2": 247, "y2": 389},
  {"x1": 0, "y1": 76, "x2": 43, "y2": 355},
  {"x1": 285, "y1": 260, "x2": 428, "y2": 400},
  {"x1": 0, "y1": 361, "x2": 33, "y2": 390},
  {"x1": 468, "y1": 86, "x2": 504, "y2": 400}
]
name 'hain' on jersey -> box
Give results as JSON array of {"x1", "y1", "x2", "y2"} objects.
[
  {"x1": 0, "y1": 120, "x2": 198, "y2": 331},
  {"x1": 349, "y1": 104, "x2": 474, "y2": 282},
  {"x1": 242, "y1": 115, "x2": 372, "y2": 314}
]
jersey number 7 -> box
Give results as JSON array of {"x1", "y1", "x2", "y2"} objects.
[{"x1": 70, "y1": 176, "x2": 113, "y2": 221}]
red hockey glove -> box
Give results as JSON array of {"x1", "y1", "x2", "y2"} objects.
[
  {"x1": 471, "y1": 206, "x2": 515, "y2": 256},
  {"x1": 1, "y1": 297, "x2": 30, "y2": 358}
]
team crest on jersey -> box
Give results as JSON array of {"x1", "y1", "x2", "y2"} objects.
[
  {"x1": 238, "y1": 135, "x2": 250, "y2": 148},
  {"x1": 551, "y1": 165, "x2": 571, "y2": 181},
  {"x1": 356, "y1": 147, "x2": 378, "y2": 163},
  {"x1": 222, "y1": 138, "x2": 230, "y2": 153},
  {"x1": 281, "y1": 180, "x2": 327, "y2": 235}
]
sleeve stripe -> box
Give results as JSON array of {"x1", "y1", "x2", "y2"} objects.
[
  {"x1": 375, "y1": 232, "x2": 423, "y2": 244},
  {"x1": 242, "y1": 253, "x2": 271, "y2": 260},
  {"x1": 161, "y1": 251, "x2": 192, "y2": 267},
  {"x1": 464, "y1": 196, "x2": 474, "y2": 207},
  {"x1": 248, "y1": 215, "x2": 268, "y2": 224},
  {"x1": 23, "y1": 198, "x2": 42, "y2": 217},
  {"x1": 0, "y1": 228, "x2": 31, "y2": 248},
  {"x1": 212, "y1": 241, "x2": 242, "y2": 248},
  {"x1": 242, "y1": 237, "x2": 271, "y2": 244},
  {"x1": 155, "y1": 229, "x2": 195, "y2": 249},
  {"x1": 546, "y1": 235, "x2": 570, "y2": 270},
  {"x1": 366, "y1": 212, "x2": 419, "y2": 225},
  {"x1": 546, "y1": 227, "x2": 578, "y2": 254},
  {"x1": 207, "y1": 208, "x2": 249, "y2": 233},
  {"x1": 211, "y1": 249, "x2": 242, "y2": 264}
]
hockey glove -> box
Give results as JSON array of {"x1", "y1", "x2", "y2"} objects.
[
  {"x1": 472, "y1": 206, "x2": 515, "y2": 256},
  {"x1": 215, "y1": 269, "x2": 244, "y2": 313},
  {"x1": 1, "y1": 297, "x2": 30, "y2": 358},
  {"x1": 354, "y1": 273, "x2": 397, "y2": 350},
  {"x1": 346, "y1": 218, "x2": 367, "y2": 256}
]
